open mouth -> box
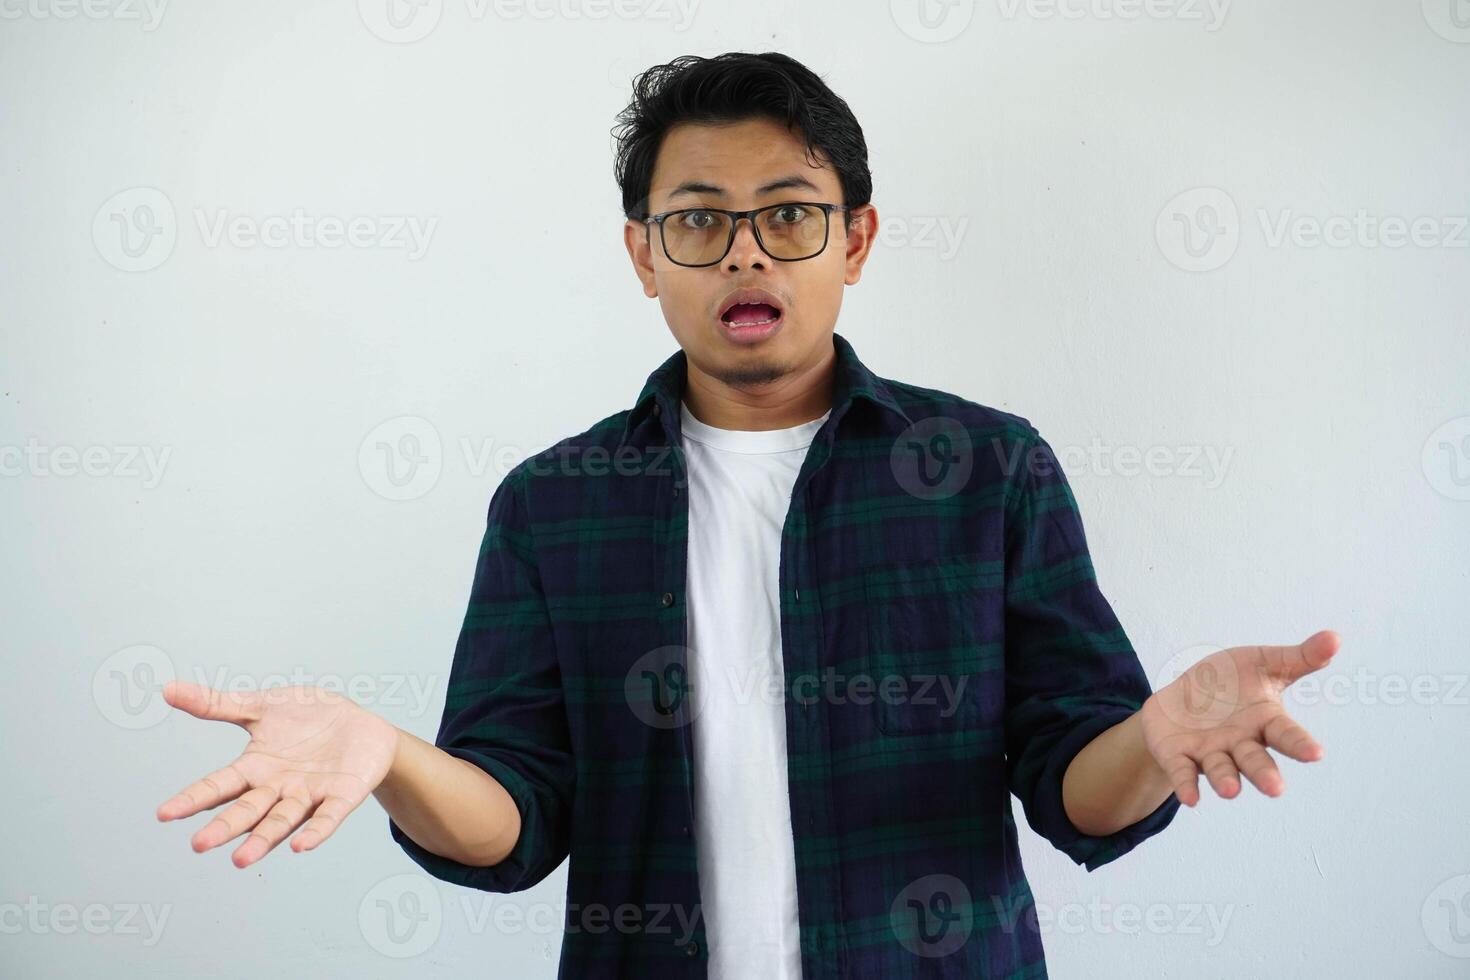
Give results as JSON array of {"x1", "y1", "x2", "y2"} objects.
[
  {"x1": 717, "y1": 289, "x2": 785, "y2": 341},
  {"x1": 721, "y1": 302, "x2": 782, "y2": 327}
]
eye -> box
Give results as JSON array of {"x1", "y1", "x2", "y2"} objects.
[
  {"x1": 771, "y1": 204, "x2": 812, "y2": 225},
  {"x1": 678, "y1": 210, "x2": 720, "y2": 230}
]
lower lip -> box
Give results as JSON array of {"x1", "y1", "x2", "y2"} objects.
[{"x1": 717, "y1": 311, "x2": 784, "y2": 344}]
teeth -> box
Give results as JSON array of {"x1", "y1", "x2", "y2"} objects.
[{"x1": 722, "y1": 300, "x2": 780, "y2": 328}]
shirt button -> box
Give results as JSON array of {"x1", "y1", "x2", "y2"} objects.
[
  {"x1": 684, "y1": 940, "x2": 699, "y2": 957},
  {"x1": 660, "y1": 592, "x2": 675, "y2": 607},
  {"x1": 652, "y1": 402, "x2": 662, "y2": 416}
]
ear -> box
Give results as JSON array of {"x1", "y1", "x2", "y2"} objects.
[
  {"x1": 624, "y1": 218, "x2": 658, "y2": 298},
  {"x1": 841, "y1": 204, "x2": 879, "y2": 286}
]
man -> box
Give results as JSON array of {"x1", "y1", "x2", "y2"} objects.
[{"x1": 157, "y1": 51, "x2": 1341, "y2": 979}]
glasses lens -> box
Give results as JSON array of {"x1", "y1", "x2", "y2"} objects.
[
  {"x1": 756, "y1": 203, "x2": 829, "y2": 260},
  {"x1": 662, "y1": 209, "x2": 734, "y2": 266}
]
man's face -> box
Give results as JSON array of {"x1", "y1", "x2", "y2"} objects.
[{"x1": 624, "y1": 116, "x2": 877, "y2": 391}]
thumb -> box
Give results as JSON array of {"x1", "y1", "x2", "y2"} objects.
[
  {"x1": 1261, "y1": 629, "x2": 1341, "y2": 685},
  {"x1": 162, "y1": 680, "x2": 261, "y2": 726}
]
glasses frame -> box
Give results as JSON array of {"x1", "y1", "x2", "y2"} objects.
[{"x1": 642, "y1": 201, "x2": 853, "y2": 268}]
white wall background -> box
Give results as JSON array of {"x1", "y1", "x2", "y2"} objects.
[{"x1": 2, "y1": 1, "x2": 1467, "y2": 977}]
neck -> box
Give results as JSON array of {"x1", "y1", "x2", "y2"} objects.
[{"x1": 681, "y1": 342, "x2": 836, "y2": 431}]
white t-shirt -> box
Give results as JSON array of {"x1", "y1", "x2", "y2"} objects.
[{"x1": 680, "y1": 398, "x2": 830, "y2": 980}]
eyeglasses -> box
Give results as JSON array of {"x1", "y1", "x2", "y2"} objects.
[{"x1": 643, "y1": 201, "x2": 852, "y2": 268}]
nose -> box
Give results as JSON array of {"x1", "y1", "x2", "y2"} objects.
[{"x1": 724, "y1": 215, "x2": 768, "y2": 271}]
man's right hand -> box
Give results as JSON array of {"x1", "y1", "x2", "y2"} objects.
[{"x1": 155, "y1": 681, "x2": 399, "y2": 868}]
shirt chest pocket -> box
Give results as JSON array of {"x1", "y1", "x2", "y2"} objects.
[{"x1": 860, "y1": 552, "x2": 1005, "y2": 736}]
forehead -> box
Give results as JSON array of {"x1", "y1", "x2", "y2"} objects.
[{"x1": 647, "y1": 116, "x2": 842, "y2": 209}]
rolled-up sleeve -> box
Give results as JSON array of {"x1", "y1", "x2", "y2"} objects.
[
  {"x1": 388, "y1": 465, "x2": 574, "y2": 892},
  {"x1": 1001, "y1": 427, "x2": 1180, "y2": 871}
]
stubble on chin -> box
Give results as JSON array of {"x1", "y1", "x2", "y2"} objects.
[{"x1": 707, "y1": 359, "x2": 789, "y2": 388}]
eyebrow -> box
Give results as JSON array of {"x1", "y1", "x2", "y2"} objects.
[{"x1": 665, "y1": 174, "x2": 821, "y2": 202}]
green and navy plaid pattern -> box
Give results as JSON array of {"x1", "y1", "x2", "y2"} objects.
[{"x1": 388, "y1": 332, "x2": 1180, "y2": 978}]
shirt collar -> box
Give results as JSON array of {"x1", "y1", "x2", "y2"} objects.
[{"x1": 616, "y1": 331, "x2": 911, "y2": 450}]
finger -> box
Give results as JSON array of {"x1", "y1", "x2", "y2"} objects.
[
  {"x1": 231, "y1": 788, "x2": 314, "y2": 868},
  {"x1": 157, "y1": 762, "x2": 251, "y2": 822},
  {"x1": 291, "y1": 794, "x2": 359, "y2": 853},
  {"x1": 1257, "y1": 630, "x2": 1341, "y2": 686},
  {"x1": 1199, "y1": 750, "x2": 1242, "y2": 799},
  {"x1": 1161, "y1": 753, "x2": 1203, "y2": 808},
  {"x1": 1229, "y1": 740, "x2": 1284, "y2": 797},
  {"x1": 162, "y1": 680, "x2": 262, "y2": 728},
  {"x1": 191, "y1": 785, "x2": 280, "y2": 853},
  {"x1": 1262, "y1": 712, "x2": 1324, "y2": 762}
]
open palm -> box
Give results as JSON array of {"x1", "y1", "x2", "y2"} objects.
[
  {"x1": 1140, "y1": 630, "x2": 1341, "y2": 807},
  {"x1": 155, "y1": 681, "x2": 398, "y2": 867}
]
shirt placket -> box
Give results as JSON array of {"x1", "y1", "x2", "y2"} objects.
[
  {"x1": 649, "y1": 397, "x2": 709, "y2": 972},
  {"x1": 784, "y1": 426, "x2": 847, "y2": 980}
]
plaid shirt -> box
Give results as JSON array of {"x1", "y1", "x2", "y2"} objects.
[{"x1": 388, "y1": 332, "x2": 1180, "y2": 978}]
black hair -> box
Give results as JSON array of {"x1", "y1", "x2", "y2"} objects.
[{"x1": 612, "y1": 52, "x2": 871, "y2": 229}]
